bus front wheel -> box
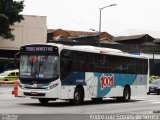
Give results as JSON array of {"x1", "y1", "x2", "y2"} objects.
[
  {"x1": 38, "y1": 98, "x2": 49, "y2": 105},
  {"x1": 73, "y1": 87, "x2": 84, "y2": 105}
]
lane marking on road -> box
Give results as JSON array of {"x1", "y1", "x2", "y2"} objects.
[
  {"x1": 151, "y1": 101, "x2": 160, "y2": 104},
  {"x1": 143, "y1": 99, "x2": 160, "y2": 104},
  {"x1": 133, "y1": 98, "x2": 160, "y2": 104},
  {"x1": 147, "y1": 100, "x2": 159, "y2": 102}
]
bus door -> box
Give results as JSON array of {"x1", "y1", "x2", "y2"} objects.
[{"x1": 60, "y1": 50, "x2": 72, "y2": 99}]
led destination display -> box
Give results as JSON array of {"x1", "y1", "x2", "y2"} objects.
[{"x1": 20, "y1": 45, "x2": 58, "y2": 53}]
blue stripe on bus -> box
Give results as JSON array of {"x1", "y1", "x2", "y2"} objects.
[{"x1": 61, "y1": 72, "x2": 86, "y2": 85}]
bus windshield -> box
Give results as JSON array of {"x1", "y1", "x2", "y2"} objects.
[{"x1": 20, "y1": 55, "x2": 59, "y2": 79}]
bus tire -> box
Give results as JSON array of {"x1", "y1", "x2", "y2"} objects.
[
  {"x1": 73, "y1": 87, "x2": 84, "y2": 105},
  {"x1": 38, "y1": 98, "x2": 49, "y2": 105},
  {"x1": 116, "y1": 86, "x2": 131, "y2": 102},
  {"x1": 122, "y1": 86, "x2": 131, "y2": 102}
]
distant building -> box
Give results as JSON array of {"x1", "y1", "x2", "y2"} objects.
[
  {"x1": 47, "y1": 29, "x2": 113, "y2": 44},
  {"x1": 113, "y1": 34, "x2": 154, "y2": 45},
  {"x1": 113, "y1": 34, "x2": 160, "y2": 76},
  {"x1": 154, "y1": 39, "x2": 160, "y2": 45},
  {"x1": 115, "y1": 29, "x2": 160, "y2": 38},
  {"x1": 0, "y1": 15, "x2": 47, "y2": 72}
]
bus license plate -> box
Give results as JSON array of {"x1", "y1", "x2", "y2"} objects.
[
  {"x1": 31, "y1": 92, "x2": 38, "y2": 95},
  {"x1": 150, "y1": 89, "x2": 154, "y2": 91}
]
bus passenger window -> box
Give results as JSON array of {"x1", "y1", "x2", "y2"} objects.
[
  {"x1": 60, "y1": 50, "x2": 72, "y2": 80},
  {"x1": 73, "y1": 52, "x2": 85, "y2": 72}
]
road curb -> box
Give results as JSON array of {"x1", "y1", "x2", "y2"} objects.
[{"x1": 153, "y1": 110, "x2": 160, "y2": 113}]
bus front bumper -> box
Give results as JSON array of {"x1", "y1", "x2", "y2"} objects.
[{"x1": 18, "y1": 86, "x2": 59, "y2": 99}]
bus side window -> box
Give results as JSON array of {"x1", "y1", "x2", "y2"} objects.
[
  {"x1": 73, "y1": 51, "x2": 86, "y2": 72},
  {"x1": 60, "y1": 50, "x2": 72, "y2": 80}
]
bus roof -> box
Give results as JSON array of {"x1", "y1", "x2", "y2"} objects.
[
  {"x1": 24, "y1": 43, "x2": 148, "y2": 59},
  {"x1": 61, "y1": 44, "x2": 147, "y2": 59}
]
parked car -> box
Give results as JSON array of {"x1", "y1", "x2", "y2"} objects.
[
  {"x1": 147, "y1": 79, "x2": 160, "y2": 95},
  {"x1": 0, "y1": 69, "x2": 19, "y2": 81},
  {"x1": 149, "y1": 75, "x2": 159, "y2": 83}
]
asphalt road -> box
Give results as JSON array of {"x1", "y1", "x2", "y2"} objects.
[{"x1": 1, "y1": 84, "x2": 160, "y2": 120}]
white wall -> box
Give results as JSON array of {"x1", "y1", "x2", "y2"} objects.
[{"x1": 0, "y1": 15, "x2": 47, "y2": 50}]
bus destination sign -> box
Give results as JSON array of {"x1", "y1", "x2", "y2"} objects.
[
  {"x1": 21, "y1": 45, "x2": 59, "y2": 53},
  {"x1": 25, "y1": 46, "x2": 54, "y2": 52}
]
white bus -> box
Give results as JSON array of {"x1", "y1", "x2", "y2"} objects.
[{"x1": 18, "y1": 43, "x2": 149, "y2": 104}]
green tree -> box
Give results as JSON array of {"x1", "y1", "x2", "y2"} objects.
[{"x1": 0, "y1": 0, "x2": 24, "y2": 40}]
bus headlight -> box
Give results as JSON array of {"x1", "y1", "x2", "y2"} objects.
[
  {"x1": 47, "y1": 83, "x2": 58, "y2": 90},
  {"x1": 18, "y1": 81, "x2": 24, "y2": 89}
]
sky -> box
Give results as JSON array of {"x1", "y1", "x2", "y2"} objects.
[{"x1": 15, "y1": 0, "x2": 160, "y2": 36}]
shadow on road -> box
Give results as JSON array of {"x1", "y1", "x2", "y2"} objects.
[{"x1": 19, "y1": 98, "x2": 143, "y2": 107}]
